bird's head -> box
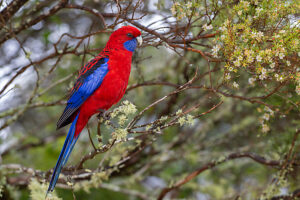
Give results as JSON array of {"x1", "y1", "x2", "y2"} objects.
[{"x1": 107, "y1": 26, "x2": 142, "y2": 52}]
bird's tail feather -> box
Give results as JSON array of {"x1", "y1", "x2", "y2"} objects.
[{"x1": 47, "y1": 112, "x2": 80, "y2": 194}]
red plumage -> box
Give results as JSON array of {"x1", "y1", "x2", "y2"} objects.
[
  {"x1": 47, "y1": 26, "x2": 142, "y2": 194},
  {"x1": 74, "y1": 26, "x2": 141, "y2": 136}
]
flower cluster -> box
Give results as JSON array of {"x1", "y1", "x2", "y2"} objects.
[
  {"x1": 214, "y1": 0, "x2": 299, "y2": 95},
  {"x1": 178, "y1": 114, "x2": 195, "y2": 127},
  {"x1": 112, "y1": 128, "x2": 128, "y2": 141},
  {"x1": 29, "y1": 179, "x2": 61, "y2": 200},
  {"x1": 202, "y1": 23, "x2": 213, "y2": 31},
  {"x1": 90, "y1": 171, "x2": 109, "y2": 187},
  {"x1": 111, "y1": 100, "x2": 137, "y2": 118},
  {"x1": 212, "y1": 44, "x2": 221, "y2": 58},
  {"x1": 110, "y1": 100, "x2": 137, "y2": 127},
  {"x1": 258, "y1": 106, "x2": 275, "y2": 133},
  {"x1": 74, "y1": 170, "x2": 112, "y2": 193},
  {"x1": 98, "y1": 100, "x2": 137, "y2": 145}
]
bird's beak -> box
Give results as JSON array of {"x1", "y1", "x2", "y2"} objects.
[{"x1": 136, "y1": 36, "x2": 143, "y2": 47}]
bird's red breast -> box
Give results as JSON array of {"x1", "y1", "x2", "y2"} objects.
[{"x1": 74, "y1": 26, "x2": 141, "y2": 136}]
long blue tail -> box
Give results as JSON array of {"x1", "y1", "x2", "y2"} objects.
[{"x1": 47, "y1": 112, "x2": 80, "y2": 194}]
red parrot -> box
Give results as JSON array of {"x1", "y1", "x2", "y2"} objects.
[{"x1": 47, "y1": 26, "x2": 142, "y2": 194}]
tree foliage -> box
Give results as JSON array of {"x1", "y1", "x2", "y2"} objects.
[{"x1": 0, "y1": 0, "x2": 299, "y2": 199}]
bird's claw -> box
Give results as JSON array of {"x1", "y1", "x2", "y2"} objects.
[{"x1": 97, "y1": 109, "x2": 110, "y2": 121}]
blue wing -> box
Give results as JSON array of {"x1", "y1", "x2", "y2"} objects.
[{"x1": 56, "y1": 57, "x2": 109, "y2": 129}]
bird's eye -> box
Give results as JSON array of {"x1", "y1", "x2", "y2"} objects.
[{"x1": 127, "y1": 33, "x2": 134, "y2": 38}]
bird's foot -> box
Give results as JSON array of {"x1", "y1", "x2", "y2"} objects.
[
  {"x1": 97, "y1": 109, "x2": 118, "y2": 128},
  {"x1": 97, "y1": 109, "x2": 110, "y2": 121}
]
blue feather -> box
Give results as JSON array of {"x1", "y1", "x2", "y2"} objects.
[
  {"x1": 48, "y1": 57, "x2": 109, "y2": 195},
  {"x1": 57, "y1": 58, "x2": 109, "y2": 129},
  {"x1": 47, "y1": 112, "x2": 80, "y2": 194},
  {"x1": 124, "y1": 38, "x2": 137, "y2": 52},
  {"x1": 67, "y1": 58, "x2": 109, "y2": 109}
]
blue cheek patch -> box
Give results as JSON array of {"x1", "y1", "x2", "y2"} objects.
[{"x1": 124, "y1": 38, "x2": 137, "y2": 52}]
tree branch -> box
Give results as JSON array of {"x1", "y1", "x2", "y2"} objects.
[{"x1": 157, "y1": 152, "x2": 299, "y2": 200}]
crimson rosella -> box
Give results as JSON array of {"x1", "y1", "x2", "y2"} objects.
[{"x1": 47, "y1": 26, "x2": 142, "y2": 194}]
